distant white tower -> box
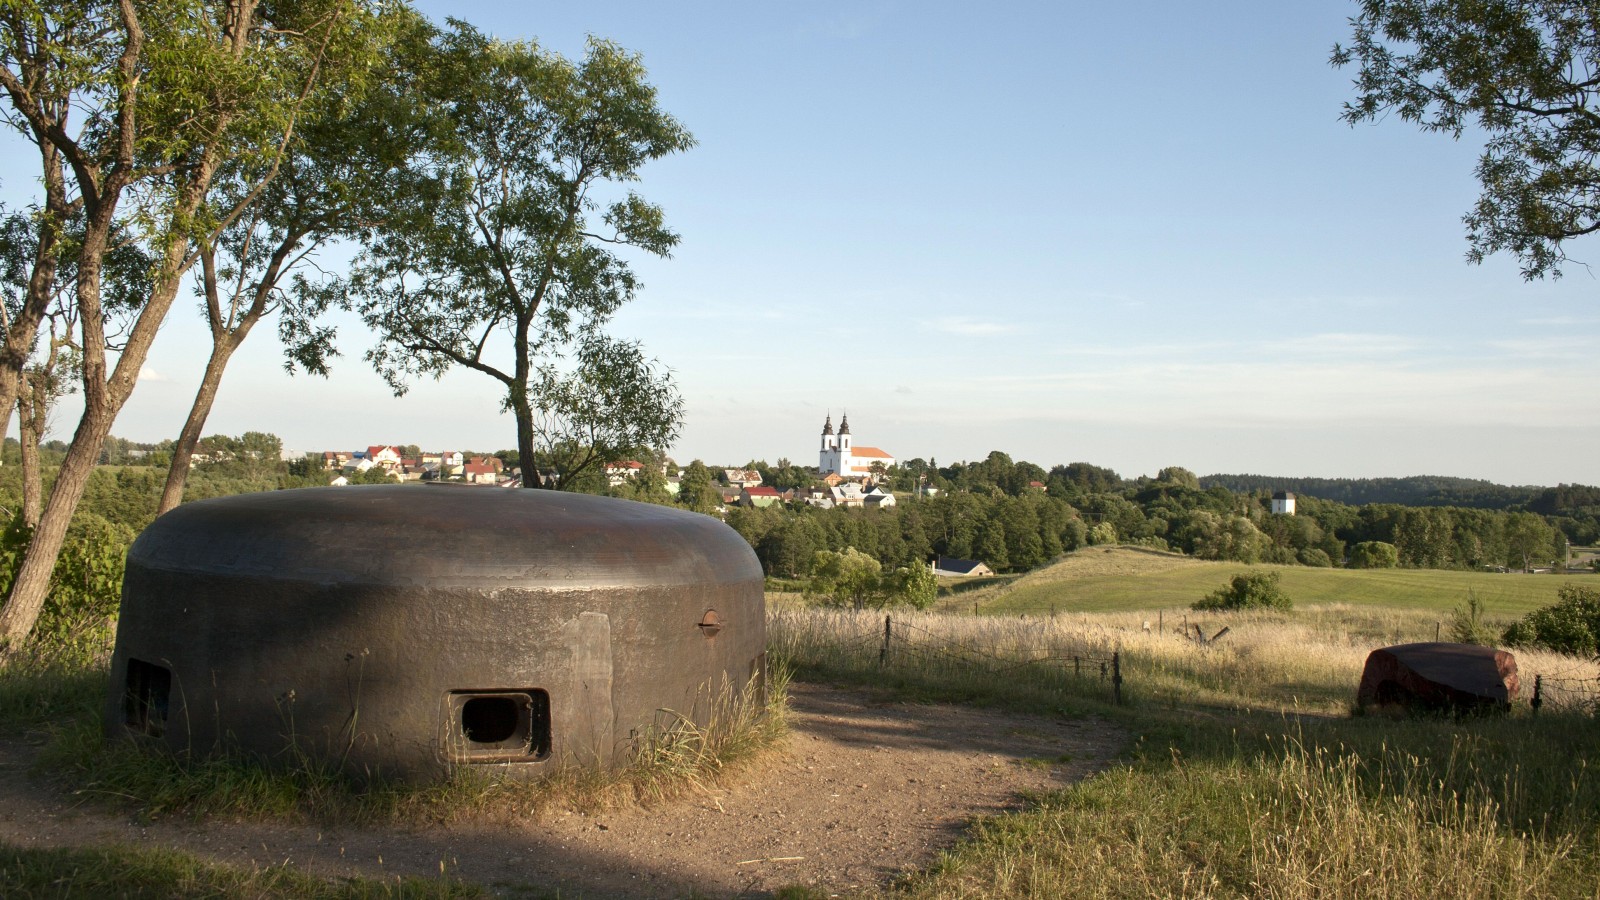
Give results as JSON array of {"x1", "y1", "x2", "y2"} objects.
[{"x1": 1271, "y1": 491, "x2": 1296, "y2": 515}]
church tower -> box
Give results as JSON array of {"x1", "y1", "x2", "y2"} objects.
[{"x1": 820, "y1": 414, "x2": 841, "y2": 474}]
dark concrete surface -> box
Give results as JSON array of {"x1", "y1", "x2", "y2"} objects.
[{"x1": 106, "y1": 485, "x2": 766, "y2": 781}]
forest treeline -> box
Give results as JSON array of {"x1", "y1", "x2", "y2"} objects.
[
  {"x1": 709, "y1": 453, "x2": 1594, "y2": 579},
  {"x1": 1, "y1": 441, "x2": 1592, "y2": 585}
]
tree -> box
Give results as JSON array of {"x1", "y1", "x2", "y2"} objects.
[
  {"x1": 886, "y1": 562, "x2": 938, "y2": 610},
  {"x1": 1193, "y1": 571, "x2": 1292, "y2": 611},
  {"x1": 806, "y1": 548, "x2": 883, "y2": 610},
  {"x1": 156, "y1": 5, "x2": 420, "y2": 515},
  {"x1": 1503, "y1": 510, "x2": 1556, "y2": 571},
  {"x1": 676, "y1": 460, "x2": 720, "y2": 514},
  {"x1": 1334, "y1": 1, "x2": 1600, "y2": 278},
  {"x1": 349, "y1": 27, "x2": 694, "y2": 489},
  {"x1": 0, "y1": 1, "x2": 370, "y2": 653},
  {"x1": 1349, "y1": 540, "x2": 1400, "y2": 569}
]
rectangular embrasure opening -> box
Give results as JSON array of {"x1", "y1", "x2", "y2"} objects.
[
  {"x1": 124, "y1": 658, "x2": 171, "y2": 737},
  {"x1": 448, "y1": 690, "x2": 550, "y2": 762}
]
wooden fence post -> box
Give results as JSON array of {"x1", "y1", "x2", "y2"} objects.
[
  {"x1": 879, "y1": 615, "x2": 892, "y2": 666},
  {"x1": 1112, "y1": 651, "x2": 1123, "y2": 705}
]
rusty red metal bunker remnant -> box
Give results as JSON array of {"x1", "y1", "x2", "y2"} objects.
[
  {"x1": 1356, "y1": 642, "x2": 1518, "y2": 715},
  {"x1": 106, "y1": 485, "x2": 766, "y2": 782}
]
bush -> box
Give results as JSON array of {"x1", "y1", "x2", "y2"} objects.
[
  {"x1": 0, "y1": 512, "x2": 135, "y2": 662},
  {"x1": 1449, "y1": 592, "x2": 1498, "y2": 646},
  {"x1": 1502, "y1": 584, "x2": 1600, "y2": 656},
  {"x1": 1193, "y1": 571, "x2": 1292, "y2": 611},
  {"x1": 1297, "y1": 548, "x2": 1333, "y2": 567},
  {"x1": 1348, "y1": 541, "x2": 1399, "y2": 569}
]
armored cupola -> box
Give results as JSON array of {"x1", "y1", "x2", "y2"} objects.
[{"x1": 106, "y1": 485, "x2": 766, "y2": 782}]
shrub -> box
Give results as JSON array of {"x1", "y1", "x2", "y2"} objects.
[
  {"x1": 1348, "y1": 541, "x2": 1399, "y2": 569},
  {"x1": 1502, "y1": 584, "x2": 1600, "y2": 656},
  {"x1": 0, "y1": 512, "x2": 135, "y2": 662},
  {"x1": 1297, "y1": 548, "x2": 1333, "y2": 567},
  {"x1": 1193, "y1": 571, "x2": 1292, "y2": 611},
  {"x1": 1449, "y1": 592, "x2": 1498, "y2": 646}
]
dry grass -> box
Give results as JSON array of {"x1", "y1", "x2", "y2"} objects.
[
  {"x1": 770, "y1": 603, "x2": 1600, "y2": 716},
  {"x1": 771, "y1": 600, "x2": 1600, "y2": 900}
]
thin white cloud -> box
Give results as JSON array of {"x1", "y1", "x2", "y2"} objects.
[
  {"x1": 1518, "y1": 315, "x2": 1600, "y2": 326},
  {"x1": 925, "y1": 316, "x2": 1017, "y2": 336},
  {"x1": 137, "y1": 366, "x2": 168, "y2": 382},
  {"x1": 1272, "y1": 332, "x2": 1421, "y2": 356}
]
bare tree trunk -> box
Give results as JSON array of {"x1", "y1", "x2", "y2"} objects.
[
  {"x1": 16, "y1": 374, "x2": 43, "y2": 529},
  {"x1": 512, "y1": 384, "x2": 536, "y2": 490},
  {"x1": 157, "y1": 336, "x2": 241, "y2": 515}
]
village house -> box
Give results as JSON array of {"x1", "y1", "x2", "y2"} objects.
[
  {"x1": 724, "y1": 468, "x2": 763, "y2": 489},
  {"x1": 605, "y1": 460, "x2": 644, "y2": 486},
  {"x1": 739, "y1": 485, "x2": 782, "y2": 508},
  {"x1": 932, "y1": 556, "x2": 995, "y2": 577},
  {"x1": 463, "y1": 456, "x2": 503, "y2": 484}
]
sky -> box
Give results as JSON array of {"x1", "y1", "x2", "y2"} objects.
[{"x1": 16, "y1": 2, "x2": 1600, "y2": 485}]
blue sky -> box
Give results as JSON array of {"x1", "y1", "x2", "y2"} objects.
[{"x1": 25, "y1": 2, "x2": 1600, "y2": 484}]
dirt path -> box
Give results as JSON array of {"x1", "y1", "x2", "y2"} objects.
[{"x1": 0, "y1": 683, "x2": 1125, "y2": 898}]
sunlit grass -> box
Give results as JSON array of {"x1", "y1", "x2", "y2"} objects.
[{"x1": 986, "y1": 547, "x2": 1580, "y2": 616}]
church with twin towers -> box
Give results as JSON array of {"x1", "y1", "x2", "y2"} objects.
[{"x1": 817, "y1": 413, "x2": 896, "y2": 480}]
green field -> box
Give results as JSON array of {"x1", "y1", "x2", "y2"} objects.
[{"x1": 982, "y1": 547, "x2": 1585, "y2": 617}]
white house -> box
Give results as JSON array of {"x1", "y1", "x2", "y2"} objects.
[
  {"x1": 1271, "y1": 491, "x2": 1296, "y2": 515},
  {"x1": 818, "y1": 414, "x2": 895, "y2": 480}
]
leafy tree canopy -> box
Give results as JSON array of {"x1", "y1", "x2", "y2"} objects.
[{"x1": 1333, "y1": 0, "x2": 1600, "y2": 278}]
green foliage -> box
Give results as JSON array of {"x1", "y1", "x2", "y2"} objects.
[
  {"x1": 1193, "y1": 571, "x2": 1292, "y2": 611},
  {"x1": 1449, "y1": 591, "x2": 1498, "y2": 646},
  {"x1": 1502, "y1": 584, "x2": 1600, "y2": 656},
  {"x1": 805, "y1": 548, "x2": 884, "y2": 610},
  {"x1": 888, "y1": 562, "x2": 938, "y2": 610},
  {"x1": 349, "y1": 23, "x2": 693, "y2": 483},
  {"x1": 1297, "y1": 548, "x2": 1333, "y2": 567},
  {"x1": 1086, "y1": 521, "x2": 1117, "y2": 546},
  {"x1": 1349, "y1": 540, "x2": 1399, "y2": 569},
  {"x1": 1334, "y1": 0, "x2": 1600, "y2": 279},
  {"x1": 803, "y1": 548, "x2": 938, "y2": 611},
  {"x1": 351, "y1": 465, "x2": 396, "y2": 485},
  {"x1": 0, "y1": 512, "x2": 133, "y2": 662}
]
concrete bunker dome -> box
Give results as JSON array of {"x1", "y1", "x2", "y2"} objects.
[{"x1": 106, "y1": 485, "x2": 766, "y2": 781}]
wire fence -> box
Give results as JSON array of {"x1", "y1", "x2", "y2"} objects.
[
  {"x1": 1530, "y1": 667, "x2": 1600, "y2": 715},
  {"x1": 769, "y1": 609, "x2": 1124, "y2": 705}
]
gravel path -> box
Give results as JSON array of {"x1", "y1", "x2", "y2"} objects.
[{"x1": 0, "y1": 683, "x2": 1125, "y2": 898}]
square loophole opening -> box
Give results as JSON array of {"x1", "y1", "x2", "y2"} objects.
[
  {"x1": 447, "y1": 690, "x2": 550, "y2": 762},
  {"x1": 124, "y1": 658, "x2": 171, "y2": 737}
]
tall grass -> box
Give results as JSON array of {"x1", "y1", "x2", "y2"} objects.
[
  {"x1": 769, "y1": 607, "x2": 1121, "y2": 713},
  {"x1": 901, "y1": 721, "x2": 1598, "y2": 899},
  {"x1": 775, "y1": 601, "x2": 1600, "y2": 898},
  {"x1": 771, "y1": 604, "x2": 1600, "y2": 716},
  {"x1": 27, "y1": 663, "x2": 789, "y2": 827}
]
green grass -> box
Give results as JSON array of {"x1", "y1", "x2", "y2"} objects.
[
  {"x1": 772, "y1": 598, "x2": 1600, "y2": 899},
  {"x1": 0, "y1": 843, "x2": 481, "y2": 898},
  {"x1": 990, "y1": 550, "x2": 1578, "y2": 616},
  {"x1": 899, "y1": 712, "x2": 1600, "y2": 899}
]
